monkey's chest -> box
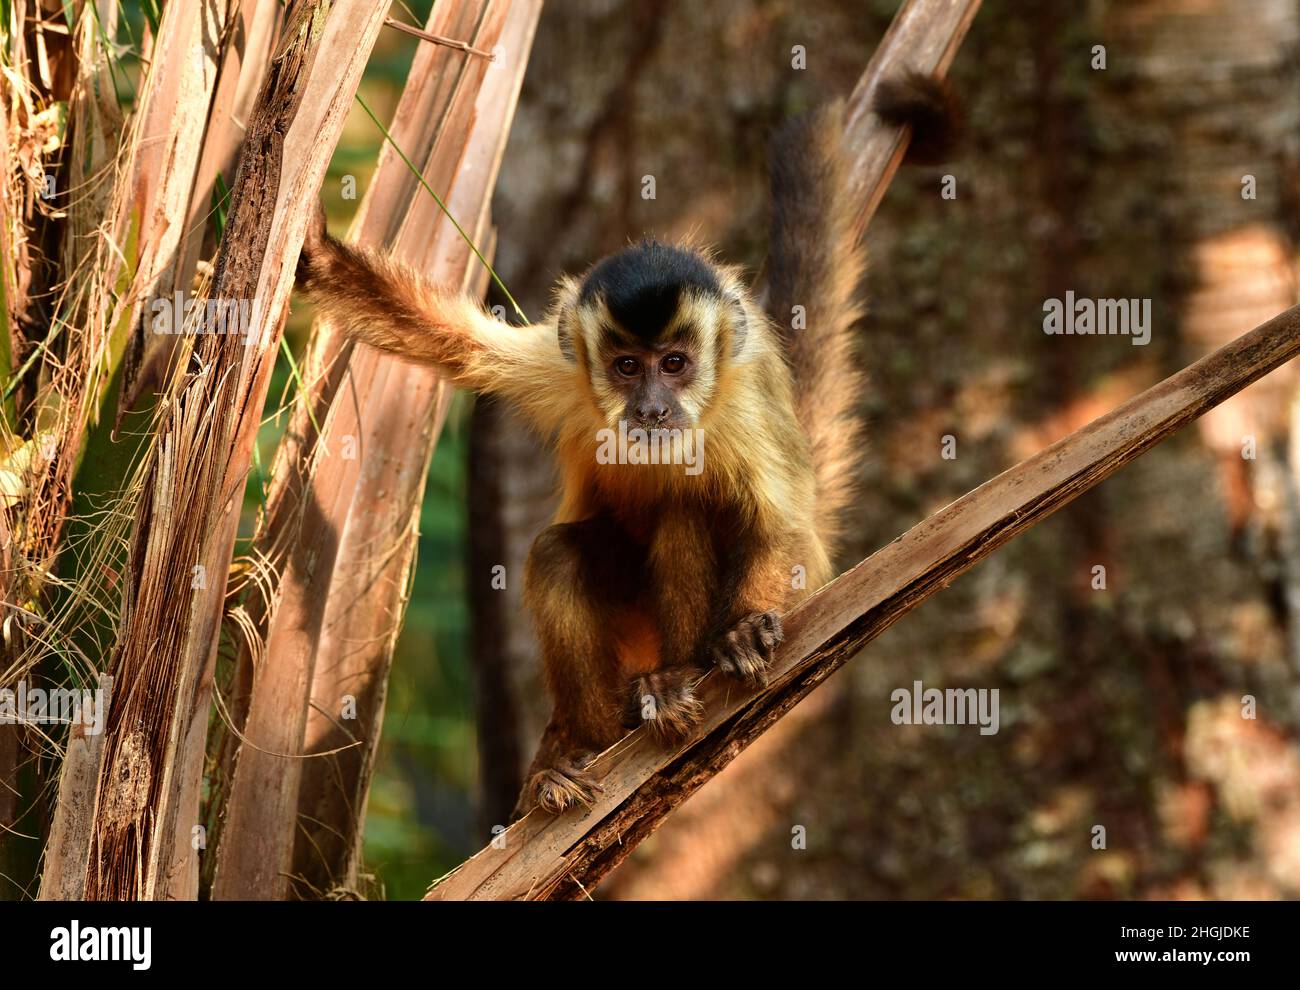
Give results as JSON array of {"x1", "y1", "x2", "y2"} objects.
[{"x1": 612, "y1": 607, "x2": 663, "y2": 676}]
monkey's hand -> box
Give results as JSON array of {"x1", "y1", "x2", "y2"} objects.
[
  {"x1": 624, "y1": 667, "x2": 705, "y2": 744},
  {"x1": 525, "y1": 751, "x2": 602, "y2": 816},
  {"x1": 708, "y1": 611, "x2": 783, "y2": 687}
]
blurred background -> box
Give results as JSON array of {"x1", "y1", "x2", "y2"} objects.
[{"x1": 292, "y1": 0, "x2": 1300, "y2": 899}]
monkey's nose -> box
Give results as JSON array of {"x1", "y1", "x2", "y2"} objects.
[{"x1": 635, "y1": 403, "x2": 669, "y2": 424}]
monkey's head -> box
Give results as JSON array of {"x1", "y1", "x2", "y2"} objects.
[{"x1": 557, "y1": 240, "x2": 751, "y2": 432}]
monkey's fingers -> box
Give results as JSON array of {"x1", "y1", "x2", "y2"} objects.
[
  {"x1": 711, "y1": 611, "x2": 784, "y2": 687},
  {"x1": 627, "y1": 668, "x2": 705, "y2": 745},
  {"x1": 530, "y1": 763, "x2": 603, "y2": 815}
]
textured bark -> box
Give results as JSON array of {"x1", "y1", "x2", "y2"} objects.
[
  {"x1": 9, "y1": 0, "x2": 122, "y2": 598},
  {"x1": 291, "y1": 2, "x2": 539, "y2": 898},
  {"x1": 117, "y1": 0, "x2": 283, "y2": 421},
  {"x1": 112, "y1": 0, "x2": 231, "y2": 418},
  {"x1": 29, "y1": 0, "x2": 228, "y2": 901},
  {"x1": 78, "y1": 0, "x2": 389, "y2": 901},
  {"x1": 37, "y1": 674, "x2": 112, "y2": 900},
  {"x1": 0, "y1": 0, "x2": 75, "y2": 413}
]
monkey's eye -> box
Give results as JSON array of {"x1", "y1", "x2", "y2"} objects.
[
  {"x1": 660, "y1": 353, "x2": 687, "y2": 375},
  {"x1": 614, "y1": 356, "x2": 640, "y2": 377}
]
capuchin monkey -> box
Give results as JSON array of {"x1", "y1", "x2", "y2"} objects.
[{"x1": 295, "y1": 70, "x2": 958, "y2": 818}]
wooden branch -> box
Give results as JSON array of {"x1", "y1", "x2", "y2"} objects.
[
  {"x1": 210, "y1": 0, "x2": 541, "y2": 900},
  {"x1": 37, "y1": 674, "x2": 112, "y2": 901},
  {"x1": 34, "y1": 0, "x2": 230, "y2": 901},
  {"x1": 843, "y1": 0, "x2": 982, "y2": 236}
]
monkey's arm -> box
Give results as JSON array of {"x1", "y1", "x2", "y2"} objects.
[
  {"x1": 702, "y1": 531, "x2": 789, "y2": 684},
  {"x1": 643, "y1": 500, "x2": 790, "y2": 688},
  {"x1": 296, "y1": 211, "x2": 571, "y2": 433}
]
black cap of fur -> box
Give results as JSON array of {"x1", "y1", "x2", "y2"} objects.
[
  {"x1": 579, "y1": 240, "x2": 721, "y2": 343},
  {"x1": 873, "y1": 68, "x2": 962, "y2": 165}
]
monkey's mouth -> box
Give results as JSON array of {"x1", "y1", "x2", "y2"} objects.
[
  {"x1": 593, "y1": 420, "x2": 703, "y2": 473},
  {"x1": 620, "y1": 417, "x2": 689, "y2": 435}
]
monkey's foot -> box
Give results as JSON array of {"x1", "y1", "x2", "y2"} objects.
[
  {"x1": 626, "y1": 668, "x2": 705, "y2": 744},
  {"x1": 709, "y1": 611, "x2": 783, "y2": 686},
  {"x1": 528, "y1": 752, "x2": 602, "y2": 815}
]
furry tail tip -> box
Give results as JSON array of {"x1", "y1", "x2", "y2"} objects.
[{"x1": 873, "y1": 68, "x2": 962, "y2": 165}]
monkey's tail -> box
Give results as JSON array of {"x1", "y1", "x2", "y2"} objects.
[
  {"x1": 767, "y1": 100, "x2": 866, "y2": 558},
  {"x1": 873, "y1": 68, "x2": 962, "y2": 166},
  {"x1": 767, "y1": 76, "x2": 959, "y2": 557}
]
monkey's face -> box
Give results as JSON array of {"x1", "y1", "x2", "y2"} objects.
[
  {"x1": 603, "y1": 342, "x2": 697, "y2": 431},
  {"x1": 563, "y1": 241, "x2": 744, "y2": 433},
  {"x1": 584, "y1": 288, "x2": 730, "y2": 433}
]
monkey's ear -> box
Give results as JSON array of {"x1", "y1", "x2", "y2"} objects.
[
  {"x1": 729, "y1": 295, "x2": 750, "y2": 358},
  {"x1": 553, "y1": 276, "x2": 582, "y2": 363}
]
